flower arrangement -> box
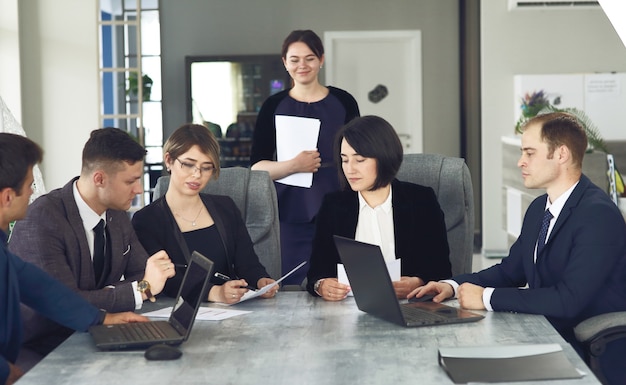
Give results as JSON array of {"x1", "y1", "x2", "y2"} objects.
[{"x1": 515, "y1": 90, "x2": 555, "y2": 133}]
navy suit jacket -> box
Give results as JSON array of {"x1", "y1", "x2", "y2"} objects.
[
  {"x1": 8, "y1": 178, "x2": 148, "y2": 347},
  {"x1": 1, "y1": 231, "x2": 99, "y2": 384},
  {"x1": 455, "y1": 175, "x2": 626, "y2": 343},
  {"x1": 306, "y1": 179, "x2": 452, "y2": 295}
]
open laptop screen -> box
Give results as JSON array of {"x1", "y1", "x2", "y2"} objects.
[{"x1": 169, "y1": 251, "x2": 213, "y2": 338}]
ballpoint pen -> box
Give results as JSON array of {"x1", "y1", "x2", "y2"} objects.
[{"x1": 214, "y1": 272, "x2": 256, "y2": 291}]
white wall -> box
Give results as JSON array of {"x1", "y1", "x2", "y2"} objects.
[
  {"x1": 480, "y1": 1, "x2": 626, "y2": 254},
  {"x1": 18, "y1": 0, "x2": 99, "y2": 190},
  {"x1": 0, "y1": 0, "x2": 22, "y2": 119}
]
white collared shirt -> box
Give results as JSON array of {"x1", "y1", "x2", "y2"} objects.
[
  {"x1": 355, "y1": 186, "x2": 396, "y2": 262},
  {"x1": 73, "y1": 181, "x2": 106, "y2": 261},
  {"x1": 533, "y1": 181, "x2": 578, "y2": 263}
]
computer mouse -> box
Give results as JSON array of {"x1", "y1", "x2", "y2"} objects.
[
  {"x1": 144, "y1": 344, "x2": 183, "y2": 361},
  {"x1": 408, "y1": 293, "x2": 436, "y2": 303}
]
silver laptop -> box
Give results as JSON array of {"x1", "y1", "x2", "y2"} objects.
[
  {"x1": 89, "y1": 251, "x2": 214, "y2": 350},
  {"x1": 333, "y1": 235, "x2": 484, "y2": 327}
]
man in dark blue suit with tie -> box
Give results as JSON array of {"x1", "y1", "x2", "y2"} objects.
[{"x1": 410, "y1": 112, "x2": 626, "y2": 384}]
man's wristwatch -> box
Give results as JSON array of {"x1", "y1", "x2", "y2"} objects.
[
  {"x1": 313, "y1": 279, "x2": 325, "y2": 296},
  {"x1": 137, "y1": 280, "x2": 156, "y2": 302}
]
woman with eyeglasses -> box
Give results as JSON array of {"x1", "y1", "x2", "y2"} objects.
[{"x1": 132, "y1": 124, "x2": 277, "y2": 304}]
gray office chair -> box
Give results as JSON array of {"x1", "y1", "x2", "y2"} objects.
[
  {"x1": 574, "y1": 312, "x2": 626, "y2": 384},
  {"x1": 152, "y1": 167, "x2": 281, "y2": 280},
  {"x1": 396, "y1": 153, "x2": 475, "y2": 276}
]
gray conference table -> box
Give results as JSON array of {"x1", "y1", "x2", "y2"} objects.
[{"x1": 18, "y1": 292, "x2": 600, "y2": 385}]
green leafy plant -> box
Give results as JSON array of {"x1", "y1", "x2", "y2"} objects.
[
  {"x1": 515, "y1": 104, "x2": 608, "y2": 153},
  {"x1": 126, "y1": 72, "x2": 153, "y2": 101}
]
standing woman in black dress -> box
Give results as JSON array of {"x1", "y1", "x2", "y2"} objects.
[{"x1": 250, "y1": 30, "x2": 360, "y2": 285}]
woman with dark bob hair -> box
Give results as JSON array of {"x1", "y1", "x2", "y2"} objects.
[
  {"x1": 132, "y1": 124, "x2": 277, "y2": 304},
  {"x1": 306, "y1": 116, "x2": 452, "y2": 300}
]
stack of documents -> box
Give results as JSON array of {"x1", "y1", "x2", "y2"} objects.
[
  {"x1": 438, "y1": 344, "x2": 583, "y2": 383},
  {"x1": 275, "y1": 115, "x2": 320, "y2": 188}
]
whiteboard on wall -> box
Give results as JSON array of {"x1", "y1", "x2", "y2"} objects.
[{"x1": 514, "y1": 73, "x2": 626, "y2": 140}]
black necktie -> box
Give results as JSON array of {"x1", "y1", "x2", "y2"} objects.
[
  {"x1": 93, "y1": 219, "x2": 106, "y2": 282},
  {"x1": 536, "y1": 209, "x2": 553, "y2": 257}
]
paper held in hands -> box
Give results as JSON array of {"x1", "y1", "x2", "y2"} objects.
[
  {"x1": 274, "y1": 115, "x2": 321, "y2": 188},
  {"x1": 230, "y1": 261, "x2": 308, "y2": 304},
  {"x1": 338, "y1": 258, "x2": 400, "y2": 296}
]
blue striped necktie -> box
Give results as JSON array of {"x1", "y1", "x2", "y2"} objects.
[{"x1": 536, "y1": 209, "x2": 553, "y2": 256}]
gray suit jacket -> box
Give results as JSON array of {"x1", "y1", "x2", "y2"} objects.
[{"x1": 9, "y1": 178, "x2": 148, "y2": 346}]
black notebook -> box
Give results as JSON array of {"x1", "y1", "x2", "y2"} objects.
[
  {"x1": 438, "y1": 344, "x2": 583, "y2": 383},
  {"x1": 333, "y1": 235, "x2": 484, "y2": 327},
  {"x1": 89, "y1": 251, "x2": 214, "y2": 350}
]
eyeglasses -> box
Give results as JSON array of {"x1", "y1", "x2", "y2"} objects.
[{"x1": 176, "y1": 158, "x2": 214, "y2": 175}]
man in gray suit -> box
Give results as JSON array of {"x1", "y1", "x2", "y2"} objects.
[{"x1": 9, "y1": 128, "x2": 175, "y2": 367}]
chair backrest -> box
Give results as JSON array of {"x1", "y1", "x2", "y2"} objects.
[
  {"x1": 396, "y1": 154, "x2": 474, "y2": 276},
  {"x1": 152, "y1": 167, "x2": 281, "y2": 279}
]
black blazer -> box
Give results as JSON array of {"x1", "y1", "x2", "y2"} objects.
[
  {"x1": 306, "y1": 179, "x2": 452, "y2": 295},
  {"x1": 132, "y1": 193, "x2": 270, "y2": 298}
]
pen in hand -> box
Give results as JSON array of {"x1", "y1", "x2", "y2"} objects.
[{"x1": 214, "y1": 272, "x2": 256, "y2": 291}]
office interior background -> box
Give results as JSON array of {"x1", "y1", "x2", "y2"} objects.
[{"x1": 1, "y1": 0, "x2": 625, "y2": 260}]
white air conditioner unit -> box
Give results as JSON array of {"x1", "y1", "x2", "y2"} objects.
[{"x1": 508, "y1": 0, "x2": 600, "y2": 10}]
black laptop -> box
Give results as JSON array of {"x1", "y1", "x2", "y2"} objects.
[
  {"x1": 89, "y1": 251, "x2": 214, "y2": 350},
  {"x1": 333, "y1": 235, "x2": 484, "y2": 327}
]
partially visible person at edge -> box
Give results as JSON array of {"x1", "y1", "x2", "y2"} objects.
[
  {"x1": 132, "y1": 124, "x2": 278, "y2": 304},
  {"x1": 409, "y1": 112, "x2": 626, "y2": 385},
  {"x1": 250, "y1": 29, "x2": 360, "y2": 286},
  {"x1": 9, "y1": 128, "x2": 174, "y2": 369},
  {"x1": 306, "y1": 115, "x2": 452, "y2": 300},
  {"x1": 0, "y1": 133, "x2": 147, "y2": 385}
]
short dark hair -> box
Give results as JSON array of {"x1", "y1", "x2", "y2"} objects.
[
  {"x1": 0, "y1": 133, "x2": 43, "y2": 194},
  {"x1": 522, "y1": 112, "x2": 588, "y2": 169},
  {"x1": 281, "y1": 30, "x2": 324, "y2": 59},
  {"x1": 82, "y1": 128, "x2": 146, "y2": 174},
  {"x1": 335, "y1": 115, "x2": 403, "y2": 191},
  {"x1": 163, "y1": 123, "x2": 221, "y2": 179}
]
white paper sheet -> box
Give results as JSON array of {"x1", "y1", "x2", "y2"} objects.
[
  {"x1": 275, "y1": 115, "x2": 320, "y2": 188},
  {"x1": 337, "y1": 258, "x2": 401, "y2": 297},
  {"x1": 224, "y1": 261, "x2": 308, "y2": 305},
  {"x1": 142, "y1": 306, "x2": 251, "y2": 321}
]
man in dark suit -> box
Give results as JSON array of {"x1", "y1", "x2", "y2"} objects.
[
  {"x1": 8, "y1": 128, "x2": 175, "y2": 368},
  {"x1": 410, "y1": 112, "x2": 626, "y2": 384},
  {"x1": 0, "y1": 133, "x2": 147, "y2": 385}
]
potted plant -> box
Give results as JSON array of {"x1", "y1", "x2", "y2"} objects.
[{"x1": 126, "y1": 72, "x2": 153, "y2": 101}]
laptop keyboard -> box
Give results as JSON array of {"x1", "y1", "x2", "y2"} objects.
[
  {"x1": 400, "y1": 305, "x2": 446, "y2": 325},
  {"x1": 117, "y1": 322, "x2": 168, "y2": 342}
]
